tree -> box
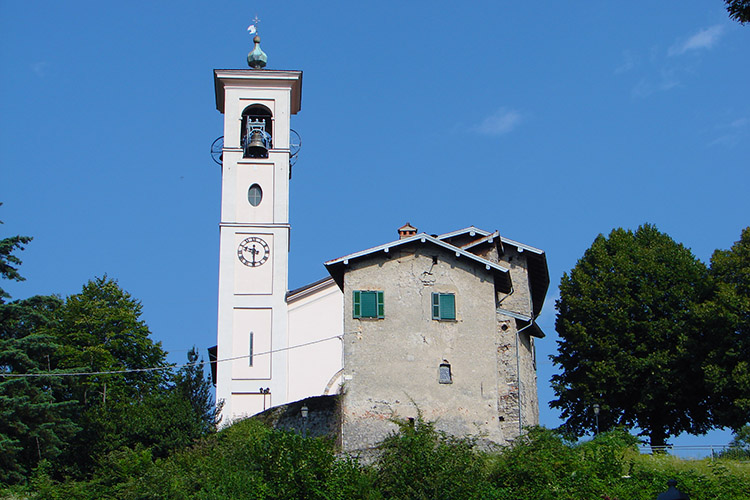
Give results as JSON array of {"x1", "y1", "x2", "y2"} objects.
[
  {"x1": 0, "y1": 295, "x2": 80, "y2": 484},
  {"x1": 0, "y1": 218, "x2": 79, "y2": 483},
  {"x1": 0, "y1": 204, "x2": 32, "y2": 303},
  {"x1": 551, "y1": 224, "x2": 711, "y2": 449},
  {"x1": 724, "y1": 0, "x2": 750, "y2": 24},
  {"x1": 719, "y1": 424, "x2": 750, "y2": 459},
  {"x1": 173, "y1": 346, "x2": 221, "y2": 435},
  {"x1": 698, "y1": 227, "x2": 750, "y2": 430},
  {"x1": 50, "y1": 276, "x2": 172, "y2": 476}
]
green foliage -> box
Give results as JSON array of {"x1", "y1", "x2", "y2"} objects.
[
  {"x1": 16, "y1": 421, "x2": 750, "y2": 500},
  {"x1": 488, "y1": 427, "x2": 750, "y2": 500},
  {"x1": 0, "y1": 295, "x2": 78, "y2": 484},
  {"x1": 52, "y1": 276, "x2": 171, "y2": 405},
  {"x1": 173, "y1": 346, "x2": 221, "y2": 436},
  {"x1": 81, "y1": 418, "x2": 375, "y2": 500},
  {"x1": 698, "y1": 227, "x2": 750, "y2": 430},
  {"x1": 375, "y1": 415, "x2": 495, "y2": 499},
  {"x1": 489, "y1": 427, "x2": 635, "y2": 499},
  {"x1": 0, "y1": 206, "x2": 32, "y2": 302},
  {"x1": 49, "y1": 276, "x2": 173, "y2": 478},
  {"x1": 724, "y1": 0, "x2": 750, "y2": 23},
  {"x1": 552, "y1": 224, "x2": 712, "y2": 448},
  {"x1": 720, "y1": 425, "x2": 750, "y2": 459}
]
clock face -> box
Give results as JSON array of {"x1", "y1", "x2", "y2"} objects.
[{"x1": 237, "y1": 237, "x2": 270, "y2": 267}]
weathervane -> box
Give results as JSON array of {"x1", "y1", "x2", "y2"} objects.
[
  {"x1": 247, "y1": 15, "x2": 260, "y2": 36},
  {"x1": 247, "y1": 15, "x2": 267, "y2": 69}
]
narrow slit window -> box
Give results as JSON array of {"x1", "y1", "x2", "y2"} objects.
[
  {"x1": 249, "y1": 331, "x2": 254, "y2": 367},
  {"x1": 248, "y1": 184, "x2": 262, "y2": 207}
]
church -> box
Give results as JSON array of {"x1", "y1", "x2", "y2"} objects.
[{"x1": 212, "y1": 34, "x2": 549, "y2": 451}]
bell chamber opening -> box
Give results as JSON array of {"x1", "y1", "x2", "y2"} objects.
[{"x1": 241, "y1": 104, "x2": 273, "y2": 158}]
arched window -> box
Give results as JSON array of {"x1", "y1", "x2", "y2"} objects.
[
  {"x1": 241, "y1": 104, "x2": 272, "y2": 158},
  {"x1": 248, "y1": 184, "x2": 262, "y2": 207}
]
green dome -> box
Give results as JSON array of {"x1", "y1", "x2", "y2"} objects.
[{"x1": 247, "y1": 35, "x2": 267, "y2": 69}]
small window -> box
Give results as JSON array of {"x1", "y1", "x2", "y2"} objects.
[
  {"x1": 353, "y1": 290, "x2": 384, "y2": 319},
  {"x1": 249, "y1": 331, "x2": 254, "y2": 366},
  {"x1": 432, "y1": 293, "x2": 456, "y2": 320},
  {"x1": 248, "y1": 184, "x2": 262, "y2": 206},
  {"x1": 439, "y1": 363, "x2": 452, "y2": 384}
]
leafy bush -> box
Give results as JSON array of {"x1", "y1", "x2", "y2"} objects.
[
  {"x1": 7, "y1": 420, "x2": 750, "y2": 500},
  {"x1": 116, "y1": 418, "x2": 374, "y2": 500},
  {"x1": 374, "y1": 416, "x2": 496, "y2": 500}
]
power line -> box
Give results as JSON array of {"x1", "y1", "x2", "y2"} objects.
[{"x1": 0, "y1": 332, "x2": 350, "y2": 379}]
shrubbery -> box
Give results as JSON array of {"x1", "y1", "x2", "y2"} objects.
[{"x1": 11, "y1": 418, "x2": 750, "y2": 500}]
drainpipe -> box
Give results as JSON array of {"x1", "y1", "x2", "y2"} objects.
[{"x1": 515, "y1": 321, "x2": 534, "y2": 436}]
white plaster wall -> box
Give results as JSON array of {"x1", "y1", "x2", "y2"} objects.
[
  {"x1": 287, "y1": 281, "x2": 344, "y2": 402},
  {"x1": 215, "y1": 71, "x2": 300, "y2": 425}
]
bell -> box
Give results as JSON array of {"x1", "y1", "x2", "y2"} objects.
[{"x1": 245, "y1": 129, "x2": 268, "y2": 158}]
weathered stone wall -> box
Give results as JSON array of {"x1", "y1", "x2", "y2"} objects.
[
  {"x1": 252, "y1": 395, "x2": 340, "y2": 440},
  {"x1": 496, "y1": 314, "x2": 539, "y2": 441},
  {"x1": 496, "y1": 248, "x2": 540, "y2": 439},
  {"x1": 341, "y1": 246, "x2": 510, "y2": 452},
  {"x1": 497, "y1": 247, "x2": 533, "y2": 317}
]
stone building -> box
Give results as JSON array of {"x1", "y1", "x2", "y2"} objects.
[{"x1": 325, "y1": 225, "x2": 549, "y2": 452}]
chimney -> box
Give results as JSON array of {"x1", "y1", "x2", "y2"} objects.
[{"x1": 398, "y1": 222, "x2": 418, "y2": 240}]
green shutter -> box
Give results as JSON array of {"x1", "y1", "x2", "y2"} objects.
[
  {"x1": 354, "y1": 290, "x2": 384, "y2": 319},
  {"x1": 361, "y1": 291, "x2": 378, "y2": 318},
  {"x1": 432, "y1": 293, "x2": 440, "y2": 319},
  {"x1": 353, "y1": 290, "x2": 361, "y2": 318},
  {"x1": 440, "y1": 294, "x2": 456, "y2": 320}
]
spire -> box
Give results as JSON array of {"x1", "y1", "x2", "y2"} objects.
[{"x1": 247, "y1": 34, "x2": 267, "y2": 69}]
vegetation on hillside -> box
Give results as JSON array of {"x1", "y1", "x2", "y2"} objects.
[{"x1": 10, "y1": 418, "x2": 750, "y2": 500}]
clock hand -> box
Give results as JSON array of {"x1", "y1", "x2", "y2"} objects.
[{"x1": 250, "y1": 244, "x2": 258, "y2": 264}]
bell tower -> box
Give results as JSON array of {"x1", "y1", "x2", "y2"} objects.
[{"x1": 214, "y1": 34, "x2": 302, "y2": 422}]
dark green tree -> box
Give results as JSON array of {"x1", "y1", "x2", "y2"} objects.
[
  {"x1": 94, "y1": 347, "x2": 221, "y2": 460},
  {"x1": 174, "y1": 346, "x2": 220, "y2": 435},
  {"x1": 0, "y1": 218, "x2": 79, "y2": 483},
  {"x1": 551, "y1": 224, "x2": 711, "y2": 449},
  {"x1": 50, "y1": 276, "x2": 172, "y2": 476},
  {"x1": 0, "y1": 295, "x2": 80, "y2": 484},
  {"x1": 699, "y1": 227, "x2": 750, "y2": 430},
  {"x1": 724, "y1": 0, "x2": 750, "y2": 23},
  {"x1": 0, "y1": 204, "x2": 31, "y2": 303}
]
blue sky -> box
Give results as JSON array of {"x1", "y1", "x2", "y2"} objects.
[{"x1": 2, "y1": 1, "x2": 748, "y2": 454}]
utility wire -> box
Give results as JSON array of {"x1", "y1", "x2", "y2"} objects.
[{"x1": 0, "y1": 332, "x2": 352, "y2": 378}]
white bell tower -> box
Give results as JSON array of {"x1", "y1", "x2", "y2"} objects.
[{"x1": 214, "y1": 35, "x2": 302, "y2": 422}]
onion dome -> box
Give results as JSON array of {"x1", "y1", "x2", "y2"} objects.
[{"x1": 247, "y1": 35, "x2": 267, "y2": 69}]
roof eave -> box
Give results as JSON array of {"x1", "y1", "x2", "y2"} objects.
[
  {"x1": 324, "y1": 233, "x2": 511, "y2": 291},
  {"x1": 213, "y1": 69, "x2": 303, "y2": 114}
]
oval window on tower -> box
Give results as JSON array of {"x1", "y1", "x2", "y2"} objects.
[{"x1": 248, "y1": 184, "x2": 262, "y2": 207}]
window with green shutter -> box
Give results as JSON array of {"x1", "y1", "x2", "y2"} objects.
[
  {"x1": 432, "y1": 293, "x2": 456, "y2": 320},
  {"x1": 353, "y1": 290, "x2": 384, "y2": 319}
]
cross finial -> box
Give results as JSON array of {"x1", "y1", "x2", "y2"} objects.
[{"x1": 247, "y1": 15, "x2": 261, "y2": 35}]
